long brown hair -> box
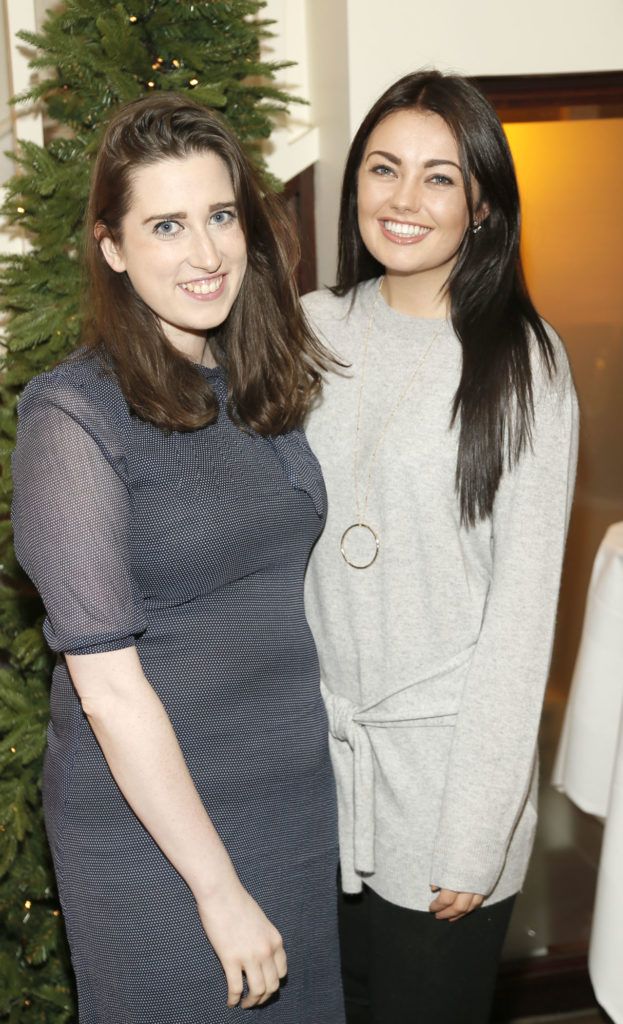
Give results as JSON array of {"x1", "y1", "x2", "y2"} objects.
[
  {"x1": 335, "y1": 71, "x2": 555, "y2": 526},
  {"x1": 84, "y1": 93, "x2": 331, "y2": 434}
]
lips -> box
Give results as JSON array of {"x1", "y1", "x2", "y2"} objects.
[
  {"x1": 179, "y1": 274, "x2": 224, "y2": 295},
  {"x1": 178, "y1": 274, "x2": 228, "y2": 304},
  {"x1": 380, "y1": 219, "x2": 432, "y2": 244}
]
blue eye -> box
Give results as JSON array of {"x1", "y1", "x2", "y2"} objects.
[
  {"x1": 210, "y1": 208, "x2": 236, "y2": 226},
  {"x1": 154, "y1": 220, "x2": 181, "y2": 238},
  {"x1": 370, "y1": 164, "x2": 395, "y2": 177},
  {"x1": 429, "y1": 174, "x2": 454, "y2": 185}
]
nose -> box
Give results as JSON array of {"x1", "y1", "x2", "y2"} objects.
[
  {"x1": 188, "y1": 228, "x2": 222, "y2": 273},
  {"x1": 390, "y1": 176, "x2": 423, "y2": 214}
]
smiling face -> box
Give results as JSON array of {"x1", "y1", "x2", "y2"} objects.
[
  {"x1": 357, "y1": 108, "x2": 485, "y2": 303},
  {"x1": 99, "y1": 151, "x2": 248, "y2": 360}
]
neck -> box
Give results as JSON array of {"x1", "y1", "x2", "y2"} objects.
[
  {"x1": 382, "y1": 269, "x2": 451, "y2": 319},
  {"x1": 168, "y1": 331, "x2": 215, "y2": 367}
]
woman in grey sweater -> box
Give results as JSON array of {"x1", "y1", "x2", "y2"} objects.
[{"x1": 303, "y1": 71, "x2": 578, "y2": 1023}]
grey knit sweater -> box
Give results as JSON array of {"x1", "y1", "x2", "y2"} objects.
[{"x1": 303, "y1": 280, "x2": 579, "y2": 910}]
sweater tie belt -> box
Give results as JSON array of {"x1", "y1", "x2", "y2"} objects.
[
  {"x1": 320, "y1": 644, "x2": 476, "y2": 892},
  {"x1": 320, "y1": 685, "x2": 377, "y2": 876}
]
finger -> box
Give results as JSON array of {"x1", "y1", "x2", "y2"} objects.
[
  {"x1": 434, "y1": 892, "x2": 472, "y2": 920},
  {"x1": 224, "y1": 964, "x2": 244, "y2": 1008},
  {"x1": 429, "y1": 888, "x2": 456, "y2": 913},
  {"x1": 448, "y1": 894, "x2": 483, "y2": 918},
  {"x1": 257, "y1": 960, "x2": 280, "y2": 1005},
  {"x1": 441, "y1": 894, "x2": 484, "y2": 922},
  {"x1": 240, "y1": 963, "x2": 266, "y2": 1009},
  {"x1": 275, "y1": 945, "x2": 288, "y2": 979}
]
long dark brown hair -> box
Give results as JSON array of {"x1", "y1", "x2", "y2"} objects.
[
  {"x1": 335, "y1": 70, "x2": 555, "y2": 526},
  {"x1": 85, "y1": 93, "x2": 331, "y2": 434}
]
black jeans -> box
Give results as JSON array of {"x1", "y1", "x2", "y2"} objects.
[{"x1": 339, "y1": 884, "x2": 515, "y2": 1024}]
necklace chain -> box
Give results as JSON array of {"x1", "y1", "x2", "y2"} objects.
[{"x1": 341, "y1": 279, "x2": 447, "y2": 569}]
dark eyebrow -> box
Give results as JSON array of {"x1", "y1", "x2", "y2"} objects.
[
  {"x1": 142, "y1": 201, "x2": 236, "y2": 225},
  {"x1": 364, "y1": 151, "x2": 461, "y2": 173},
  {"x1": 423, "y1": 158, "x2": 462, "y2": 171},
  {"x1": 142, "y1": 211, "x2": 186, "y2": 224},
  {"x1": 366, "y1": 149, "x2": 401, "y2": 165}
]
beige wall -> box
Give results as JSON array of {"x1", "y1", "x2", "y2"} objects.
[{"x1": 346, "y1": 0, "x2": 623, "y2": 136}]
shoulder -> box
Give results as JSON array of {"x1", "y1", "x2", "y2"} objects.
[
  {"x1": 531, "y1": 321, "x2": 576, "y2": 407},
  {"x1": 302, "y1": 280, "x2": 380, "y2": 354},
  {"x1": 19, "y1": 349, "x2": 129, "y2": 423},
  {"x1": 17, "y1": 350, "x2": 133, "y2": 472},
  {"x1": 301, "y1": 287, "x2": 351, "y2": 323},
  {"x1": 302, "y1": 280, "x2": 379, "y2": 327}
]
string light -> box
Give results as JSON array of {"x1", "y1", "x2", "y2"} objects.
[
  {"x1": 52, "y1": 909, "x2": 61, "y2": 917},
  {"x1": 172, "y1": 59, "x2": 180, "y2": 68},
  {"x1": 24, "y1": 900, "x2": 32, "y2": 909},
  {"x1": 189, "y1": 78, "x2": 199, "y2": 87},
  {"x1": 129, "y1": 15, "x2": 138, "y2": 22},
  {"x1": 10, "y1": 746, "x2": 16, "y2": 753},
  {"x1": 147, "y1": 81, "x2": 156, "y2": 88},
  {"x1": 16, "y1": 207, "x2": 25, "y2": 214}
]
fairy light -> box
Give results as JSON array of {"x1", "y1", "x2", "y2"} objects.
[
  {"x1": 129, "y1": 15, "x2": 138, "y2": 23},
  {"x1": 147, "y1": 81, "x2": 156, "y2": 88},
  {"x1": 24, "y1": 900, "x2": 32, "y2": 909},
  {"x1": 172, "y1": 59, "x2": 180, "y2": 68},
  {"x1": 189, "y1": 78, "x2": 199, "y2": 87},
  {"x1": 10, "y1": 746, "x2": 16, "y2": 753},
  {"x1": 16, "y1": 206, "x2": 25, "y2": 214}
]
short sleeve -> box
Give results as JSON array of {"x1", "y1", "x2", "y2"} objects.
[{"x1": 12, "y1": 385, "x2": 147, "y2": 655}]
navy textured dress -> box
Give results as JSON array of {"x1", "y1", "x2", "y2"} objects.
[{"x1": 11, "y1": 353, "x2": 343, "y2": 1024}]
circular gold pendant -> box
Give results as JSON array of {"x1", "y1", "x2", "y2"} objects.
[{"x1": 340, "y1": 522, "x2": 380, "y2": 569}]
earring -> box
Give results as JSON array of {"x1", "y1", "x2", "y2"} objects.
[{"x1": 472, "y1": 222, "x2": 482, "y2": 234}]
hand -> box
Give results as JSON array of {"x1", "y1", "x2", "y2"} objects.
[
  {"x1": 197, "y1": 879, "x2": 287, "y2": 1008},
  {"x1": 429, "y1": 886, "x2": 484, "y2": 922}
]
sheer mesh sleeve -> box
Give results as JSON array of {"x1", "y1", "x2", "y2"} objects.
[{"x1": 12, "y1": 387, "x2": 147, "y2": 655}]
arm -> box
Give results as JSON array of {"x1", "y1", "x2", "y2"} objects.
[
  {"x1": 67, "y1": 646, "x2": 286, "y2": 1008},
  {"x1": 430, "y1": 345, "x2": 579, "y2": 909}
]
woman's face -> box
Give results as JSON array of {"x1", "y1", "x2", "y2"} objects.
[
  {"x1": 99, "y1": 151, "x2": 248, "y2": 357},
  {"x1": 357, "y1": 109, "x2": 482, "y2": 290}
]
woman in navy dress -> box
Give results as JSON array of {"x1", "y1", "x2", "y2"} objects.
[{"x1": 11, "y1": 94, "x2": 344, "y2": 1024}]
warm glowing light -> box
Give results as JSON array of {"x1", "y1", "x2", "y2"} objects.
[
  {"x1": 16, "y1": 206, "x2": 25, "y2": 214},
  {"x1": 10, "y1": 746, "x2": 16, "y2": 753},
  {"x1": 147, "y1": 81, "x2": 156, "y2": 88},
  {"x1": 129, "y1": 15, "x2": 138, "y2": 23},
  {"x1": 189, "y1": 78, "x2": 199, "y2": 87},
  {"x1": 172, "y1": 59, "x2": 180, "y2": 68},
  {"x1": 24, "y1": 900, "x2": 32, "y2": 909}
]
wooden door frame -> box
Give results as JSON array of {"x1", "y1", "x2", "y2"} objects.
[{"x1": 474, "y1": 69, "x2": 623, "y2": 121}]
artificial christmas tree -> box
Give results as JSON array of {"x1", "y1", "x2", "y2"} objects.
[{"x1": 0, "y1": 3, "x2": 295, "y2": 1018}]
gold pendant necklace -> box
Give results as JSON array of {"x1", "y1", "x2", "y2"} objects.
[{"x1": 340, "y1": 279, "x2": 447, "y2": 570}]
